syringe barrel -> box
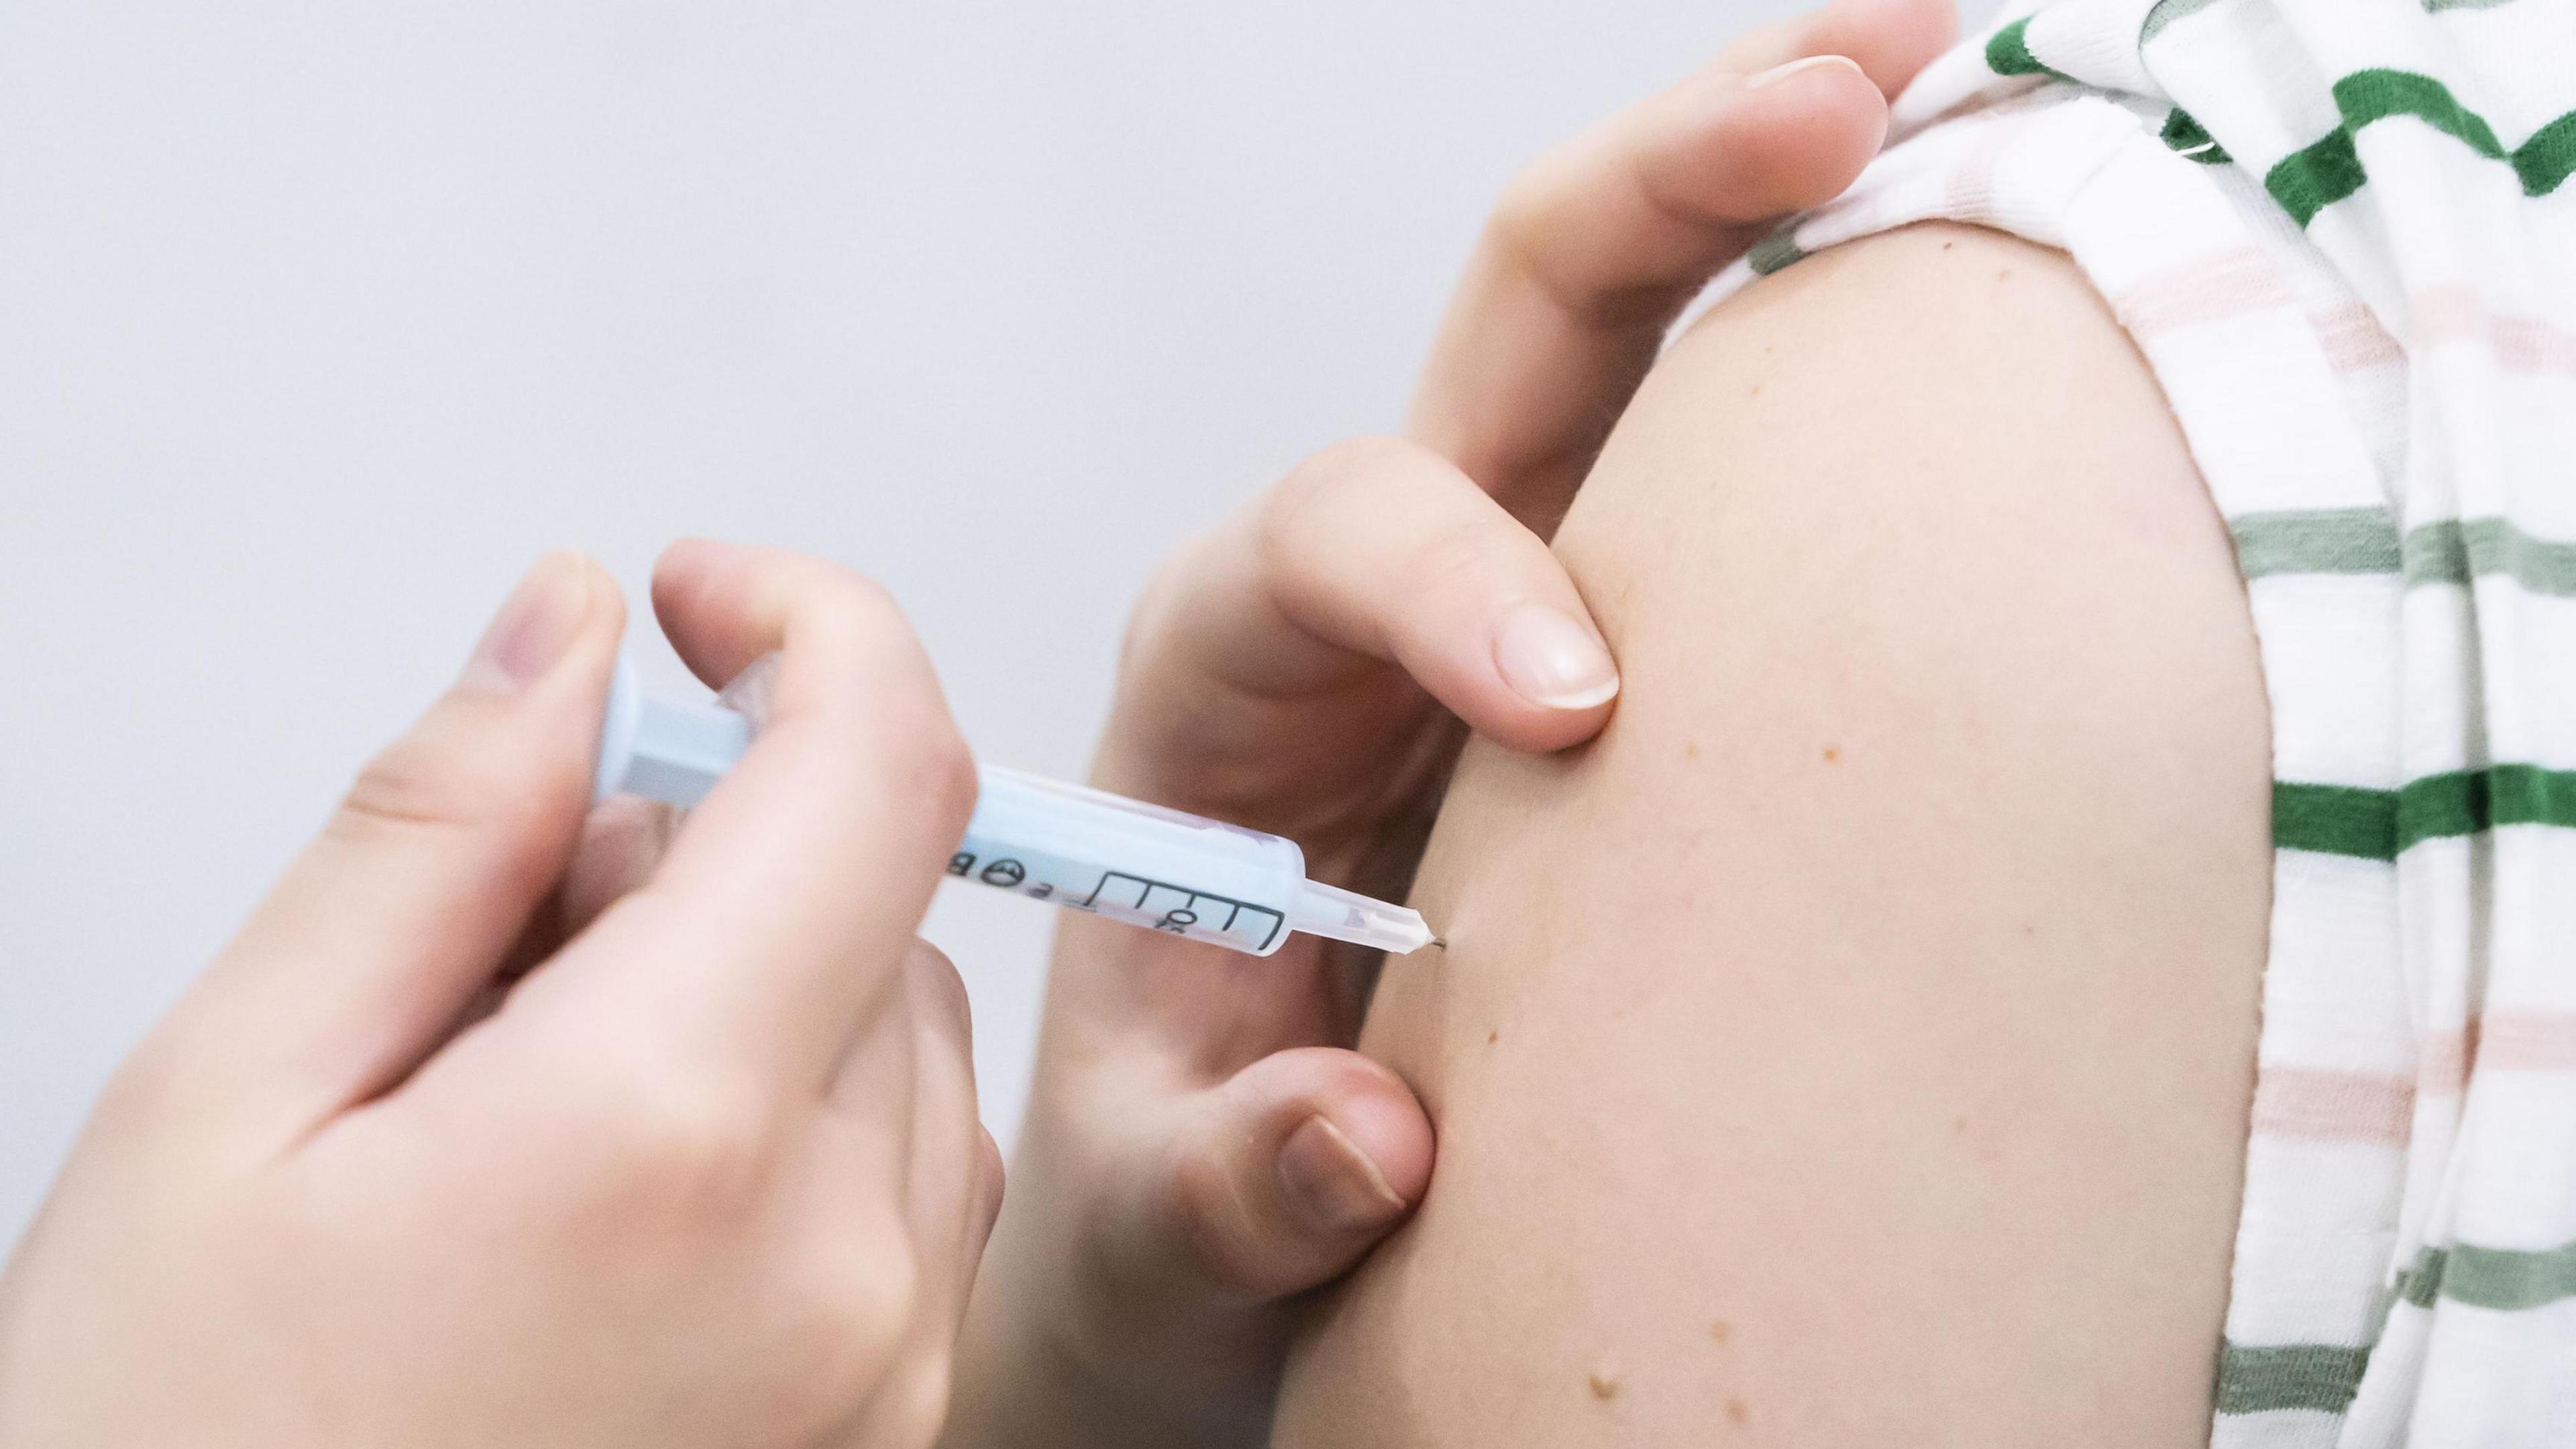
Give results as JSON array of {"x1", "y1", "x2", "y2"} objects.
[
  {"x1": 951, "y1": 767, "x2": 1308, "y2": 956},
  {"x1": 593, "y1": 661, "x2": 1316, "y2": 957}
]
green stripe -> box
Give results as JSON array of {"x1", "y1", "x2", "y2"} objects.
[
  {"x1": 2514, "y1": 110, "x2": 2576, "y2": 196},
  {"x1": 2404, "y1": 765, "x2": 2576, "y2": 848},
  {"x1": 2229, "y1": 508, "x2": 2401, "y2": 579},
  {"x1": 1746, "y1": 228, "x2": 1807, "y2": 276},
  {"x1": 2275, "y1": 765, "x2": 2576, "y2": 859},
  {"x1": 2161, "y1": 108, "x2": 2235, "y2": 165},
  {"x1": 2266, "y1": 128, "x2": 2367, "y2": 227},
  {"x1": 2404, "y1": 518, "x2": 2576, "y2": 596},
  {"x1": 2337, "y1": 69, "x2": 2507, "y2": 159},
  {"x1": 2216, "y1": 1341, "x2": 2370, "y2": 1415},
  {"x1": 2140, "y1": 0, "x2": 2224, "y2": 42},
  {"x1": 1984, "y1": 17, "x2": 2072, "y2": 82},
  {"x1": 2264, "y1": 69, "x2": 2576, "y2": 225},
  {"x1": 2274, "y1": 781, "x2": 2398, "y2": 859},
  {"x1": 2398, "y1": 1240, "x2": 2576, "y2": 1311},
  {"x1": 2232, "y1": 510, "x2": 2576, "y2": 598}
]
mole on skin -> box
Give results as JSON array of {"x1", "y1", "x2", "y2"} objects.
[
  {"x1": 1587, "y1": 1371, "x2": 1621, "y2": 1401},
  {"x1": 1726, "y1": 1397, "x2": 1751, "y2": 1425}
]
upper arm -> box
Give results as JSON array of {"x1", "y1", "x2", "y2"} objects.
[{"x1": 1272, "y1": 223, "x2": 2271, "y2": 1446}]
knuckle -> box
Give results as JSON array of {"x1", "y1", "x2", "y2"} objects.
[
  {"x1": 822, "y1": 568, "x2": 907, "y2": 635},
  {"x1": 327, "y1": 726, "x2": 511, "y2": 845},
  {"x1": 782, "y1": 1230, "x2": 922, "y2": 1396},
  {"x1": 907, "y1": 940, "x2": 974, "y2": 1046},
  {"x1": 1488, "y1": 163, "x2": 1555, "y2": 253},
  {"x1": 875, "y1": 706, "x2": 977, "y2": 835},
  {"x1": 1411, "y1": 512, "x2": 1519, "y2": 590},
  {"x1": 91, "y1": 1042, "x2": 189, "y2": 1135},
  {"x1": 566, "y1": 1073, "x2": 774, "y2": 1221},
  {"x1": 1119, "y1": 528, "x2": 1222, "y2": 662},
  {"x1": 1259, "y1": 437, "x2": 1423, "y2": 566},
  {"x1": 1488, "y1": 139, "x2": 1688, "y2": 329},
  {"x1": 1161, "y1": 1141, "x2": 1267, "y2": 1296},
  {"x1": 1488, "y1": 145, "x2": 1586, "y2": 272},
  {"x1": 977, "y1": 1130, "x2": 1008, "y2": 1233},
  {"x1": 789, "y1": 564, "x2": 911, "y2": 660}
]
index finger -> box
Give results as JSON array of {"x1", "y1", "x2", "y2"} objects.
[
  {"x1": 543, "y1": 540, "x2": 978, "y2": 1093},
  {"x1": 1408, "y1": 0, "x2": 1956, "y2": 526}
]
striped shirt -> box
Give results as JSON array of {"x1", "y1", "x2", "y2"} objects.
[{"x1": 1697, "y1": 0, "x2": 2576, "y2": 1442}]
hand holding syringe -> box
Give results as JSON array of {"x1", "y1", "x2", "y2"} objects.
[{"x1": 595, "y1": 658, "x2": 1439, "y2": 957}]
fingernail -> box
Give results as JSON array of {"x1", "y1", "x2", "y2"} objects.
[
  {"x1": 1746, "y1": 53, "x2": 1866, "y2": 89},
  {"x1": 464, "y1": 552, "x2": 594, "y2": 692},
  {"x1": 1277, "y1": 1116, "x2": 1407, "y2": 1234},
  {"x1": 1493, "y1": 602, "x2": 1619, "y2": 710}
]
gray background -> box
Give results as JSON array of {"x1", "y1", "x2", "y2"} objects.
[{"x1": 0, "y1": 0, "x2": 1786, "y2": 1244}]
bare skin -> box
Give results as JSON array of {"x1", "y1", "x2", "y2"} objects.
[{"x1": 1271, "y1": 224, "x2": 2273, "y2": 1445}]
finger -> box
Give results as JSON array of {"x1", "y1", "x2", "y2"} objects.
[
  {"x1": 557, "y1": 794, "x2": 678, "y2": 939},
  {"x1": 160, "y1": 553, "x2": 622, "y2": 1140},
  {"x1": 879, "y1": 941, "x2": 998, "y2": 1334},
  {"x1": 1146, "y1": 1046, "x2": 1433, "y2": 1301},
  {"x1": 1716, "y1": 0, "x2": 1959, "y2": 99},
  {"x1": 833, "y1": 941, "x2": 998, "y2": 1448},
  {"x1": 1207, "y1": 437, "x2": 1617, "y2": 754},
  {"x1": 539, "y1": 540, "x2": 977, "y2": 1093},
  {"x1": 1409, "y1": 0, "x2": 1957, "y2": 523}
]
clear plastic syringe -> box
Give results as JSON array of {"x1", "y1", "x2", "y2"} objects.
[{"x1": 591, "y1": 660, "x2": 1437, "y2": 957}]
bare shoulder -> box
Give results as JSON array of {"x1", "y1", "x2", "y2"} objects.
[{"x1": 1273, "y1": 222, "x2": 2271, "y2": 1446}]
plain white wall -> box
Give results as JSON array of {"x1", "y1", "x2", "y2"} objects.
[{"x1": 0, "y1": 0, "x2": 1791, "y2": 1245}]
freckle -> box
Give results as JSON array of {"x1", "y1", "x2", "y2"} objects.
[
  {"x1": 1821, "y1": 745, "x2": 1840, "y2": 763},
  {"x1": 1684, "y1": 741, "x2": 1701, "y2": 759},
  {"x1": 1588, "y1": 1371, "x2": 1621, "y2": 1401},
  {"x1": 1953, "y1": 1116, "x2": 1968, "y2": 1134},
  {"x1": 1726, "y1": 1396, "x2": 1750, "y2": 1424},
  {"x1": 1487, "y1": 1028, "x2": 1500, "y2": 1045},
  {"x1": 1997, "y1": 267, "x2": 2012, "y2": 281},
  {"x1": 1709, "y1": 1319, "x2": 1731, "y2": 1344},
  {"x1": 1748, "y1": 382, "x2": 1764, "y2": 398}
]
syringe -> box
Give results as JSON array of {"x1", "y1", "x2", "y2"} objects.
[{"x1": 591, "y1": 660, "x2": 1437, "y2": 958}]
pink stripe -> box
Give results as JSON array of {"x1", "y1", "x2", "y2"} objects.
[
  {"x1": 2412, "y1": 284, "x2": 2576, "y2": 375},
  {"x1": 2112, "y1": 250, "x2": 2411, "y2": 377},
  {"x1": 2484, "y1": 1014, "x2": 2576, "y2": 1071},
  {"x1": 2421, "y1": 1012, "x2": 2576, "y2": 1094},
  {"x1": 2250, "y1": 1065, "x2": 2414, "y2": 1146},
  {"x1": 1944, "y1": 111, "x2": 2034, "y2": 218},
  {"x1": 2110, "y1": 264, "x2": 2576, "y2": 379},
  {"x1": 2115, "y1": 248, "x2": 2291, "y2": 337},
  {"x1": 2307, "y1": 302, "x2": 2404, "y2": 372},
  {"x1": 2421, "y1": 1020, "x2": 2478, "y2": 1096}
]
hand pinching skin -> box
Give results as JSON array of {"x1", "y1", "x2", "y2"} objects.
[{"x1": 938, "y1": 4, "x2": 1960, "y2": 1446}]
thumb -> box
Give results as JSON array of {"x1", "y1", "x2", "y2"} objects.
[
  {"x1": 137, "y1": 553, "x2": 623, "y2": 1148},
  {"x1": 1153, "y1": 1048, "x2": 1435, "y2": 1301}
]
